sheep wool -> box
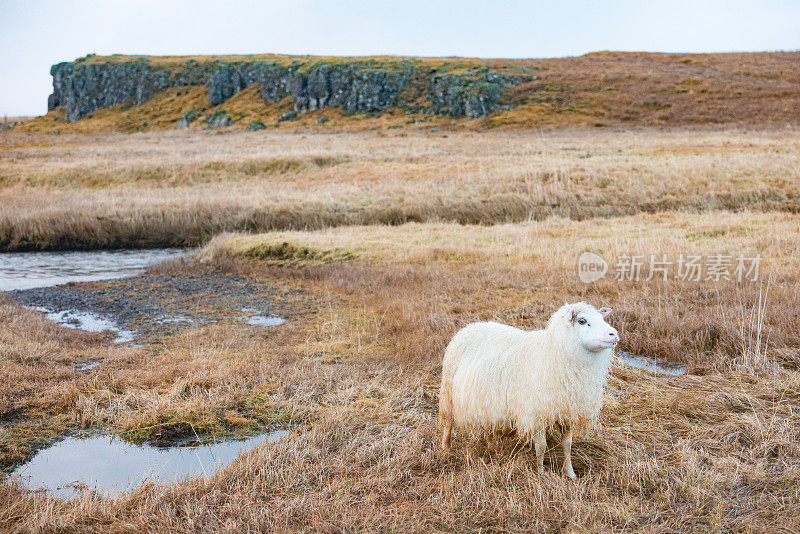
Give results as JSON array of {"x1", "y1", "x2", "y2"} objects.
[{"x1": 439, "y1": 302, "x2": 619, "y2": 477}]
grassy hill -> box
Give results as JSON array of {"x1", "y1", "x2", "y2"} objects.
[{"x1": 19, "y1": 50, "x2": 800, "y2": 133}]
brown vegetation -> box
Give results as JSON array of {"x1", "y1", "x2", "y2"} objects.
[
  {"x1": 2, "y1": 210, "x2": 800, "y2": 531},
  {"x1": 1, "y1": 128, "x2": 799, "y2": 251},
  {"x1": 1, "y1": 121, "x2": 800, "y2": 530},
  {"x1": 489, "y1": 51, "x2": 800, "y2": 128},
  {"x1": 0, "y1": 117, "x2": 33, "y2": 126}
]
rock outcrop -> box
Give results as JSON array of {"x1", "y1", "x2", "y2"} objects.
[
  {"x1": 428, "y1": 72, "x2": 518, "y2": 117},
  {"x1": 206, "y1": 61, "x2": 417, "y2": 114},
  {"x1": 49, "y1": 59, "x2": 216, "y2": 122},
  {"x1": 48, "y1": 56, "x2": 531, "y2": 122}
]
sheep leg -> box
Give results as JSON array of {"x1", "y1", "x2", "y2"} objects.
[
  {"x1": 533, "y1": 430, "x2": 546, "y2": 475},
  {"x1": 441, "y1": 419, "x2": 452, "y2": 450},
  {"x1": 561, "y1": 427, "x2": 576, "y2": 480}
]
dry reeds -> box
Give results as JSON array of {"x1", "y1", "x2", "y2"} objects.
[{"x1": 1, "y1": 128, "x2": 799, "y2": 251}]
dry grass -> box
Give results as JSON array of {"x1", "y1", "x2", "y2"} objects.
[
  {"x1": 490, "y1": 51, "x2": 800, "y2": 128},
  {"x1": 19, "y1": 86, "x2": 212, "y2": 134},
  {"x1": 2, "y1": 209, "x2": 800, "y2": 531},
  {"x1": 1, "y1": 128, "x2": 799, "y2": 251},
  {"x1": 1, "y1": 123, "x2": 800, "y2": 530},
  {"x1": 20, "y1": 87, "x2": 444, "y2": 134},
  {"x1": 0, "y1": 117, "x2": 33, "y2": 126}
]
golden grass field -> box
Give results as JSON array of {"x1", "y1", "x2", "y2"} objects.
[
  {"x1": 1, "y1": 127, "x2": 800, "y2": 531},
  {"x1": 1, "y1": 128, "x2": 798, "y2": 250}
]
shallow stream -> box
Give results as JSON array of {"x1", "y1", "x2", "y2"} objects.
[
  {"x1": 2, "y1": 248, "x2": 287, "y2": 343},
  {"x1": 0, "y1": 249, "x2": 184, "y2": 291},
  {"x1": 616, "y1": 350, "x2": 688, "y2": 376}
]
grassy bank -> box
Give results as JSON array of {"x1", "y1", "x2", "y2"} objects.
[
  {"x1": 1, "y1": 128, "x2": 799, "y2": 251},
  {"x1": 2, "y1": 211, "x2": 800, "y2": 530}
]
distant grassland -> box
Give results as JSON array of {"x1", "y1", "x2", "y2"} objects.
[
  {"x1": 1, "y1": 128, "x2": 799, "y2": 251},
  {"x1": 20, "y1": 50, "x2": 800, "y2": 132}
]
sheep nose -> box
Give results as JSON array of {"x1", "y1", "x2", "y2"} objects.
[{"x1": 608, "y1": 330, "x2": 619, "y2": 343}]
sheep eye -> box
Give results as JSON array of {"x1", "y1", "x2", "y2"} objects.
[{"x1": 577, "y1": 318, "x2": 587, "y2": 325}]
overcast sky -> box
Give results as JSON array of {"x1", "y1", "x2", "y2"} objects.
[{"x1": 2, "y1": 0, "x2": 799, "y2": 116}]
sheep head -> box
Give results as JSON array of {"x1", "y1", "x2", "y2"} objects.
[{"x1": 560, "y1": 302, "x2": 620, "y2": 353}]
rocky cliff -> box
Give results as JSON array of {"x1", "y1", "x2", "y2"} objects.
[
  {"x1": 49, "y1": 59, "x2": 217, "y2": 122},
  {"x1": 38, "y1": 51, "x2": 800, "y2": 131},
  {"x1": 48, "y1": 56, "x2": 530, "y2": 122}
]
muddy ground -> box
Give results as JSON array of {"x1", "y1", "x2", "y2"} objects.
[{"x1": 8, "y1": 268, "x2": 313, "y2": 343}]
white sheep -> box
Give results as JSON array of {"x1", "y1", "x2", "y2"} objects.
[{"x1": 439, "y1": 302, "x2": 619, "y2": 479}]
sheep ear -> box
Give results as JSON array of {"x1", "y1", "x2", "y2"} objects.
[
  {"x1": 566, "y1": 307, "x2": 577, "y2": 323},
  {"x1": 599, "y1": 307, "x2": 612, "y2": 318}
]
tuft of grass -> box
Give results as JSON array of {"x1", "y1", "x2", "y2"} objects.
[{"x1": 206, "y1": 234, "x2": 358, "y2": 265}]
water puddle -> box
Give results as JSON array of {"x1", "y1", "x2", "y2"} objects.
[
  {"x1": 35, "y1": 307, "x2": 137, "y2": 343},
  {"x1": 246, "y1": 315, "x2": 287, "y2": 327},
  {"x1": 11, "y1": 430, "x2": 286, "y2": 499},
  {"x1": 4, "y1": 249, "x2": 291, "y2": 343},
  {"x1": 616, "y1": 351, "x2": 688, "y2": 376},
  {"x1": 156, "y1": 313, "x2": 195, "y2": 325},
  {"x1": 75, "y1": 360, "x2": 101, "y2": 371},
  {"x1": 0, "y1": 248, "x2": 184, "y2": 292}
]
